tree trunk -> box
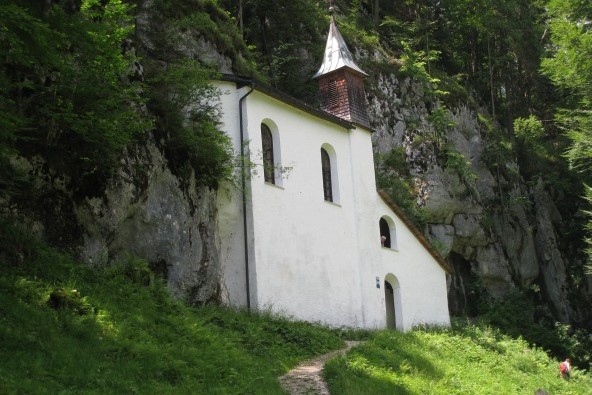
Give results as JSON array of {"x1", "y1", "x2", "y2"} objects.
[
  {"x1": 239, "y1": 0, "x2": 244, "y2": 37},
  {"x1": 373, "y1": 0, "x2": 380, "y2": 26}
]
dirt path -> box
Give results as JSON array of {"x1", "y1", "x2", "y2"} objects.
[{"x1": 278, "y1": 341, "x2": 362, "y2": 395}]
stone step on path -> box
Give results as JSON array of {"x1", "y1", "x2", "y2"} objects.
[{"x1": 278, "y1": 341, "x2": 363, "y2": 395}]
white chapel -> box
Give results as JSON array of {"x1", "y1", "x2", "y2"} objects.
[{"x1": 215, "y1": 15, "x2": 451, "y2": 331}]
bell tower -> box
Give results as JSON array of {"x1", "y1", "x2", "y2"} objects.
[{"x1": 313, "y1": 10, "x2": 370, "y2": 127}]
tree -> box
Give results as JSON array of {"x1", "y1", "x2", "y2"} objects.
[
  {"x1": 541, "y1": 0, "x2": 592, "y2": 269},
  {"x1": 0, "y1": 0, "x2": 150, "y2": 198}
]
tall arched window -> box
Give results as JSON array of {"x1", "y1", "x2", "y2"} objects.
[
  {"x1": 321, "y1": 148, "x2": 333, "y2": 202},
  {"x1": 261, "y1": 124, "x2": 275, "y2": 184}
]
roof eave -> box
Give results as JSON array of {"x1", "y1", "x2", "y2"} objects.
[{"x1": 219, "y1": 74, "x2": 355, "y2": 131}]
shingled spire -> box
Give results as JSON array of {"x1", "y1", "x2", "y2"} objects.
[{"x1": 314, "y1": 12, "x2": 370, "y2": 127}]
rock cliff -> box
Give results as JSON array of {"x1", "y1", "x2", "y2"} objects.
[
  {"x1": 368, "y1": 71, "x2": 577, "y2": 321},
  {"x1": 8, "y1": 138, "x2": 221, "y2": 306},
  {"x1": 76, "y1": 141, "x2": 221, "y2": 305}
]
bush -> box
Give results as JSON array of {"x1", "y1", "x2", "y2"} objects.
[
  {"x1": 478, "y1": 289, "x2": 592, "y2": 370},
  {"x1": 1, "y1": 1, "x2": 152, "y2": 198},
  {"x1": 48, "y1": 288, "x2": 94, "y2": 315},
  {"x1": 147, "y1": 60, "x2": 235, "y2": 189},
  {"x1": 106, "y1": 255, "x2": 153, "y2": 286},
  {"x1": 375, "y1": 147, "x2": 429, "y2": 229}
]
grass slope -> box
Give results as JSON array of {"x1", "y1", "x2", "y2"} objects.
[
  {"x1": 2, "y1": 221, "x2": 591, "y2": 394},
  {"x1": 0, "y1": 223, "x2": 346, "y2": 394},
  {"x1": 324, "y1": 325, "x2": 592, "y2": 394}
]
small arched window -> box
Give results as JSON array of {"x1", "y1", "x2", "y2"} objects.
[
  {"x1": 261, "y1": 124, "x2": 275, "y2": 184},
  {"x1": 321, "y1": 148, "x2": 333, "y2": 202},
  {"x1": 380, "y1": 216, "x2": 397, "y2": 249}
]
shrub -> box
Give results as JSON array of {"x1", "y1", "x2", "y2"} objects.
[
  {"x1": 375, "y1": 147, "x2": 429, "y2": 229},
  {"x1": 47, "y1": 288, "x2": 94, "y2": 315},
  {"x1": 106, "y1": 255, "x2": 152, "y2": 286},
  {"x1": 147, "y1": 61, "x2": 235, "y2": 189}
]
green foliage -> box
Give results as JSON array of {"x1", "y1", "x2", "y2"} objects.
[
  {"x1": 338, "y1": 17, "x2": 381, "y2": 50},
  {"x1": 585, "y1": 185, "x2": 592, "y2": 270},
  {"x1": 398, "y1": 41, "x2": 440, "y2": 85},
  {"x1": 218, "y1": 0, "x2": 327, "y2": 101},
  {"x1": 541, "y1": 0, "x2": 592, "y2": 268},
  {"x1": 0, "y1": 0, "x2": 250, "y2": 203},
  {"x1": 514, "y1": 115, "x2": 545, "y2": 143},
  {"x1": 0, "y1": 221, "x2": 346, "y2": 393},
  {"x1": 147, "y1": 61, "x2": 235, "y2": 189},
  {"x1": 106, "y1": 255, "x2": 153, "y2": 286},
  {"x1": 324, "y1": 324, "x2": 592, "y2": 394},
  {"x1": 270, "y1": 41, "x2": 309, "y2": 95},
  {"x1": 477, "y1": 289, "x2": 592, "y2": 371},
  {"x1": 445, "y1": 148, "x2": 478, "y2": 192},
  {"x1": 376, "y1": 147, "x2": 428, "y2": 229},
  {"x1": 0, "y1": 0, "x2": 151, "y2": 197},
  {"x1": 427, "y1": 106, "x2": 455, "y2": 149},
  {"x1": 481, "y1": 135, "x2": 516, "y2": 178},
  {"x1": 0, "y1": 219, "x2": 42, "y2": 267},
  {"x1": 48, "y1": 287, "x2": 94, "y2": 316},
  {"x1": 150, "y1": 0, "x2": 257, "y2": 76}
]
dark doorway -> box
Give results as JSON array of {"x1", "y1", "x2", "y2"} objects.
[
  {"x1": 380, "y1": 217, "x2": 391, "y2": 248},
  {"x1": 385, "y1": 280, "x2": 396, "y2": 329}
]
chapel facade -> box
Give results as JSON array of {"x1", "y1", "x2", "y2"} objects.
[{"x1": 215, "y1": 16, "x2": 451, "y2": 330}]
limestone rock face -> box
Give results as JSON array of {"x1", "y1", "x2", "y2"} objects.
[
  {"x1": 135, "y1": 0, "x2": 234, "y2": 74},
  {"x1": 367, "y1": 71, "x2": 580, "y2": 319},
  {"x1": 76, "y1": 141, "x2": 221, "y2": 305},
  {"x1": 532, "y1": 178, "x2": 571, "y2": 321}
]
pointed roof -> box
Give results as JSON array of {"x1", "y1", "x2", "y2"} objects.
[{"x1": 313, "y1": 16, "x2": 368, "y2": 79}]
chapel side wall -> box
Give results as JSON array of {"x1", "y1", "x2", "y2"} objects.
[
  {"x1": 244, "y1": 92, "x2": 367, "y2": 327},
  {"x1": 365, "y1": 196, "x2": 451, "y2": 331},
  {"x1": 215, "y1": 81, "x2": 249, "y2": 307},
  {"x1": 344, "y1": 126, "x2": 383, "y2": 328},
  {"x1": 347, "y1": 126, "x2": 450, "y2": 330}
]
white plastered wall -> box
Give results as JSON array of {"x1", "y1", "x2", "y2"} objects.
[
  {"x1": 216, "y1": 81, "x2": 250, "y2": 307},
  {"x1": 358, "y1": 195, "x2": 451, "y2": 331},
  {"x1": 215, "y1": 80, "x2": 450, "y2": 329},
  {"x1": 243, "y1": 90, "x2": 366, "y2": 326}
]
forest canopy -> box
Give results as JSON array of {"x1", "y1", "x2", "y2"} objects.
[{"x1": 1, "y1": 1, "x2": 591, "y2": 282}]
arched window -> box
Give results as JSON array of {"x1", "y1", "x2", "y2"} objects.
[
  {"x1": 261, "y1": 124, "x2": 275, "y2": 184},
  {"x1": 380, "y1": 216, "x2": 397, "y2": 249},
  {"x1": 321, "y1": 148, "x2": 333, "y2": 202}
]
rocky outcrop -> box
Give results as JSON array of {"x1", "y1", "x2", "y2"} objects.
[
  {"x1": 76, "y1": 140, "x2": 221, "y2": 305},
  {"x1": 368, "y1": 71, "x2": 580, "y2": 319},
  {"x1": 6, "y1": 136, "x2": 221, "y2": 305}
]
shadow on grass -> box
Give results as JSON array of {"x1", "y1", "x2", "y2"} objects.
[
  {"x1": 323, "y1": 330, "x2": 444, "y2": 394},
  {"x1": 0, "y1": 242, "x2": 347, "y2": 394},
  {"x1": 370, "y1": 331, "x2": 443, "y2": 378},
  {"x1": 324, "y1": 355, "x2": 412, "y2": 395}
]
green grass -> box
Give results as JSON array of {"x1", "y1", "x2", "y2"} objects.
[
  {"x1": 324, "y1": 324, "x2": 592, "y2": 395},
  {"x1": 0, "y1": 222, "x2": 346, "y2": 394},
  {"x1": 2, "y1": 221, "x2": 591, "y2": 394}
]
